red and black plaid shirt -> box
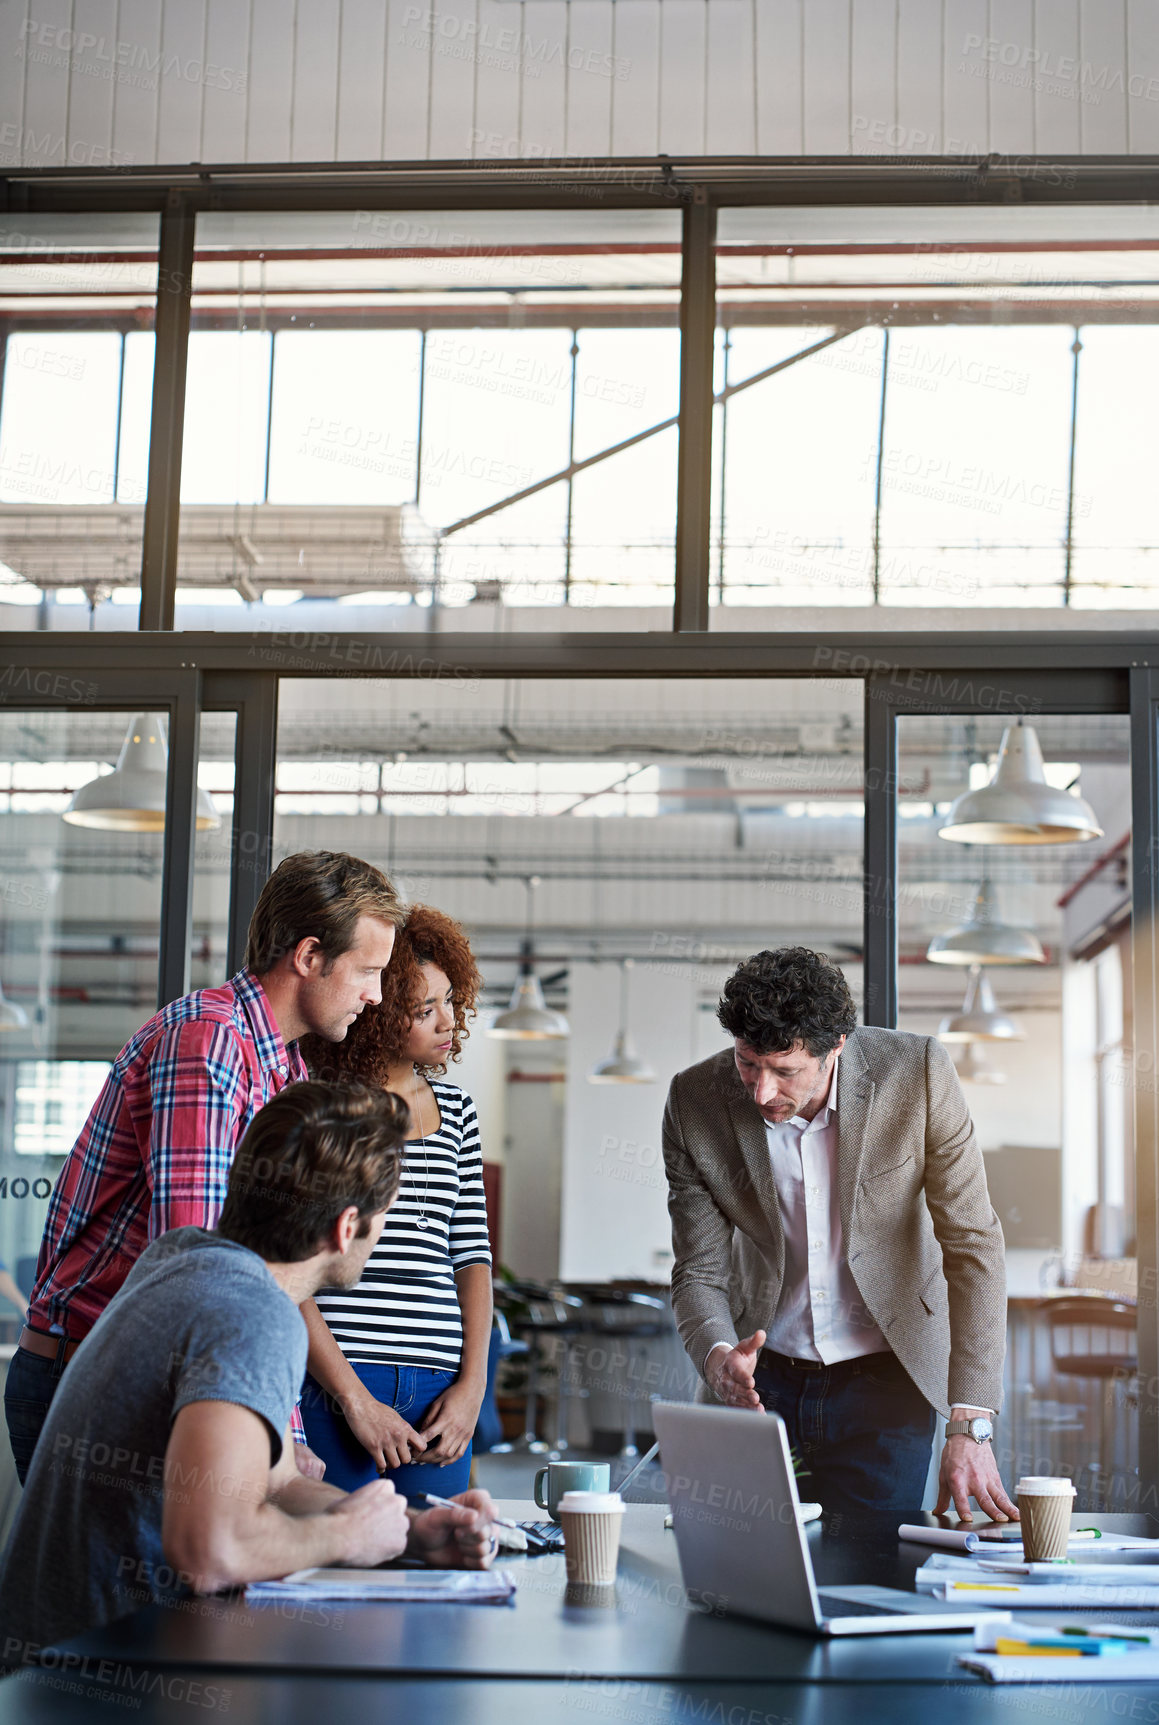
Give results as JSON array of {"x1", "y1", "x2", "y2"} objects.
[{"x1": 28, "y1": 969, "x2": 307, "y2": 1342}]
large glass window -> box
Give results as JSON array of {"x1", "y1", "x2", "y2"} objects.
[
  {"x1": 169, "y1": 210, "x2": 681, "y2": 627},
  {"x1": 1072, "y1": 328, "x2": 1159, "y2": 607},
  {"x1": 713, "y1": 206, "x2": 1159, "y2": 615},
  {"x1": 896, "y1": 710, "x2": 1133, "y2": 1509},
  {"x1": 0, "y1": 215, "x2": 158, "y2": 623}
]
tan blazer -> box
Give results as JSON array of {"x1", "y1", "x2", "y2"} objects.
[{"x1": 662, "y1": 1027, "x2": 1006, "y2": 1416}]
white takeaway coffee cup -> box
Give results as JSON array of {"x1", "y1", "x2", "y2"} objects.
[
  {"x1": 558, "y1": 1490, "x2": 626, "y2": 1585},
  {"x1": 1016, "y1": 1476, "x2": 1075, "y2": 1561}
]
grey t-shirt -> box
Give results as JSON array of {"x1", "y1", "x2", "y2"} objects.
[{"x1": 0, "y1": 1228, "x2": 307, "y2": 1657}]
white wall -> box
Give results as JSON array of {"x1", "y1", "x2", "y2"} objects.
[
  {"x1": 898, "y1": 1006, "x2": 1062, "y2": 1155},
  {"x1": 501, "y1": 1044, "x2": 566, "y2": 1280},
  {"x1": 3, "y1": 0, "x2": 1158, "y2": 171},
  {"x1": 560, "y1": 958, "x2": 703, "y2": 1281}
]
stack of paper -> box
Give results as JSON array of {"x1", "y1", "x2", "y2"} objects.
[
  {"x1": 246, "y1": 1568, "x2": 517, "y2": 1604},
  {"x1": 916, "y1": 1552, "x2": 1159, "y2": 1609},
  {"x1": 960, "y1": 1619, "x2": 1159, "y2": 1682}
]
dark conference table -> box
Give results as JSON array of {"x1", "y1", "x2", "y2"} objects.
[{"x1": 3, "y1": 1504, "x2": 1159, "y2": 1721}]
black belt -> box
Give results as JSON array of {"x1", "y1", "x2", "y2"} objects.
[{"x1": 758, "y1": 1346, "x2": 895, "y2": 1375}]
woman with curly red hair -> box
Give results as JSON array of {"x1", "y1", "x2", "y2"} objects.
[{"x1": 298, "y1": 904, "x2": 492, "y2": 1497}]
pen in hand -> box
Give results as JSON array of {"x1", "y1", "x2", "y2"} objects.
[{"x1": 414, "y1": 1490, "x2": 515, "y2": 1530}]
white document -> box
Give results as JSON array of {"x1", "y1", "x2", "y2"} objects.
[
  {"x1": 245, "y1": 1568, "x2": 517, "y2": 1604},
  {"x1": 938, "y1": 1582, "x2": 1159, "y2": 1608},
  {"x1": 979, "y1": 1562, "x2": 1159, "y2": 1583},
  {"x1": 960, "y1": 1652, "x2": 1159, "y2": 1683},
  {"x1": 975, "y1": 1618, "x2": 1159, "y2": 1651},
  {"x1": 915, "y1": 1554, "x2": 993, "y2": 1590}
]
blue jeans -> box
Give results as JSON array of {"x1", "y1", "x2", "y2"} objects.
[
  {"x1": 752, "y1": 1348, "x2": 936, "y2": 1516},
  {"x1": 300, "y1": 1363, "x2": 472, "y2": 1497},
  {"x1": 4, "y1": 1344, "x2": 70, "y2": 1485}
]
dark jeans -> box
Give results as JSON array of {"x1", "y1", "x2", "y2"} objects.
[
  {"x1": 4, "y1": 1344, "x2": 70, "y2": 1485},
  {"x1": 300, "y1": 1363, "x2": 472, "y2": 1497},
  {"x1": 752, "y1": 1348, "x2": 936, "y2": 1516}
]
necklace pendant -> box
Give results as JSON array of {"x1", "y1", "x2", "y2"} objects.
[{"x1": 415, "y1": 1216, "x2": 430, "y2": 1230}]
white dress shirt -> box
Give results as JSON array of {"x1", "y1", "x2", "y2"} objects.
[{"x1": 759, "y1": 1054, "x2": 889, "y2": 1363}]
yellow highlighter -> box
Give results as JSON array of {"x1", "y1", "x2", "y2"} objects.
[{"x1": 995, "y1": 1640, "x2": 1084, "y2": 1657}]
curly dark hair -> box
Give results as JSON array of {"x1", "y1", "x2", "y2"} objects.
[
  {"x1": 302, "y1": 903, "x2": 482, "y2": 1087},
  {"x1": 716, "y1": 947, "x2": 857, "y2": 1059}
]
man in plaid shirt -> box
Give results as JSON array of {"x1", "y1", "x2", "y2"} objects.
[{"x1": 4, "y1": 850, "x2": 402, "y2": 1484}]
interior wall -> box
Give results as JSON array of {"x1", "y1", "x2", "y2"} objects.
[
  {"x1": 560, "y1": 958, "x2": 702, "y2": 1282},
  {"x1": 2, "y1": 0, "x2": 1156, "y2": 171},
  {"x1": 897, "y1": 1006, "x2": 1062, "y2": 1155},
  {"x1": 498, "y1": 1042, "x2": 566, "y2": 1282}
]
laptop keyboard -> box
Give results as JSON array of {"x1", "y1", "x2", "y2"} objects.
[{"x1": 816, "y1": 1592, "x2": 902, "y2": 1618}]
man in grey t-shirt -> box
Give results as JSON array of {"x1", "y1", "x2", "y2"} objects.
[{"x1": 0, "y1": 1081, "x2": 498, "y2": 1661}]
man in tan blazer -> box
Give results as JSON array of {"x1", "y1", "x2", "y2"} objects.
[{"x1": 663, "y1": 946, "x2": 1017, "y2": 1521}]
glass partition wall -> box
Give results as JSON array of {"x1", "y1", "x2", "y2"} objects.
[
  {"x1": 0, "y1": 706, "x2": 173, "y2": 1342},
  {"x1": 896, "y1": 709, "x2": 1135, "y2": 1510},
  {"x1": 264, "y1": 672, "x2": 864, "y2": 1449}
]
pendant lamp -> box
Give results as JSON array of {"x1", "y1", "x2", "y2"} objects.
[
  {"x1": 939, "y1": 721, "x2": 1103, "y2": 846},
  {"x1": 0, "y1": 977, "x2": 28, "y2": 1031},
  {"x1": 955, "y1": 1044, "x2": 1007, "y2": 1085},
  {"x1": 938, "y1": 966, "x2": 1025, "y2": 1043},
  {"x1": 589, "y1": 961, "x2": 655, "y2": 1084},
  {"x1": 490, "y1": 964, "x2": 570, "y2": 1040},
  {"x1": 489, "y1": 879, "x2": 569, "y2": 1039},
  {"x1": 64, "y1": 714, "x2": 221, "y2": 833},
  {"x1": 926, "y1": 877, "x2": 1045, "y2": 966}
]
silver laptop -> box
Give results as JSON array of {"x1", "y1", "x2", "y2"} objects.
[{"x1": 651, "y1": 1401, "x2": 1011, "y2": 1637}]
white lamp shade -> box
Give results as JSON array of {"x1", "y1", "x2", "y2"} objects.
[
  {"x1": 489, "y1": 973, "x2": 569, "y2": 1039},
  {"x1": 589, "y1": 1028, "x2": 655, "y2": 1084},
  {"x1": 939, "y1": 723, "x2": 1103, "y2": 846},
  {"x1": 64, "y1": 714, "x2": 220, "y2": 833},
  {"x1": 955, "y1": 1044, "x2": 1007, "y2": 1085},
  {"x1": 926, "y1": 879, "x2": 1045, "y2": 966},
  {"x1": 938, "y1": 967, "x2": 1025, "y2": 1043}
]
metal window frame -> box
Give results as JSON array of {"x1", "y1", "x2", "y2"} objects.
[
  {"x1": 139, "y1": 199, "x2": 195, "y2": 633},
  {"x1": 1131, "y1": 668, "x2": 1159, "y2": 1514},
  {"x1": 203, "y1": 671, "x2": 279, "y2": 978}
]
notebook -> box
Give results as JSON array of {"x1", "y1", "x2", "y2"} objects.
[{"x1": 245, "y1": 1568, "x2": 517, "y2": 1603}]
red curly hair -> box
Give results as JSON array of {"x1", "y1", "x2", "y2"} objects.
[{"x1": 302, "y1": 903, "x2": 482, "y2": 1088}]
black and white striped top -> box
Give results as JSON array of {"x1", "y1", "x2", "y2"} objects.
[{"x1": 315, "y1": 1082, "x2": 492, "y2": 1371}]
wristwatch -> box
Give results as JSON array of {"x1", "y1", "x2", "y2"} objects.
[{"x1": 946, "y1": 1415, "x2": 993, "y2": 1444}]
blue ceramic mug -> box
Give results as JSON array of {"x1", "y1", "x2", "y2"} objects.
[{"x1": 533, "y1": 1460, "x2": 611, "y2": 1523}]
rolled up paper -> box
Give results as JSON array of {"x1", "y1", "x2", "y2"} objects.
[{"x1": 899, "y1": 1523, "x2": 981, "y2": 1553}]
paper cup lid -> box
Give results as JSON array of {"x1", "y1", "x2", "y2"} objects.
[
  {"x1": 558, "y1": 1491, "x2": 625, "y2": 1513},
  {"x1": 1017, "y1": 1476, "x2": 1076, "y2": 1495}
]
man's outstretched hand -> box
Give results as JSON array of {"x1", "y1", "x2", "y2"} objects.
[
  {"x1": 935, "y1": 1438, "x2": 1019, "y2": 1524},
  {"x1": 705, "y1": 1330, "x2": 767, "y2": 1411}
]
